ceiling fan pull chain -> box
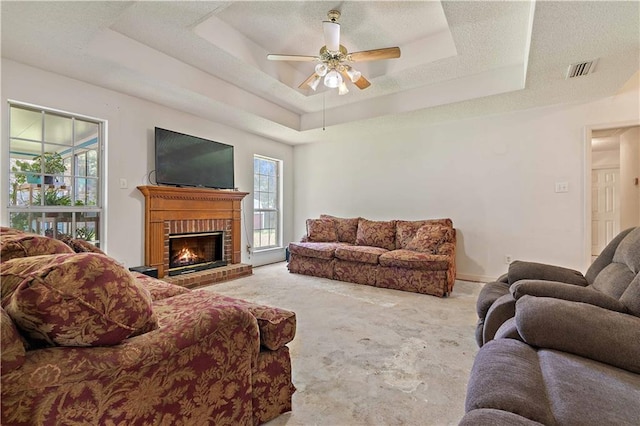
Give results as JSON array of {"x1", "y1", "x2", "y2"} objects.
[{"x1": 323, "y1": 93, "x2": 326, "y2": 131}]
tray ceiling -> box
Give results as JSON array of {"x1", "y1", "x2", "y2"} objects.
[{"x1": 1, "y1": 1, "x2": 638, "y2": 145}]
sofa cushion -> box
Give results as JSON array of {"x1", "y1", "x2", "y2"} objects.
[
  {"x1": 355, "y1": 219, "x2": 396, "y2": 251},
  {"x1": 306, "y1": 218, "x2": 338, "y2": 242},
  {"x1": 611, "y1": 227, "x2": 640, "y2": 274},
  {"x1": 320, "y1": 214, "x2": 359, "y2": 243},
  {"x1": 378, "y1": 249, "x2": 450, "y2": 270},
  {"x1": 395, "y1": 219, "x2": 453, "y2": 249},
  {"x1": 131, "y1": 271, "x2": 191, "y2": 301},
  {"x1": 516, "y1": 296, "x2": 640, "y2": 374},
  {"x1": 5, "y1": 253, "x2": 158, "y2": 347},
  {"x1": 466, "y1": 338, "x2": 640, "y2": 425},
  {"x1": 460, "y1": 409, "x2": 545, "y2": 426},
  {"x1": 1, "y1": 232, "x2": 74, "y2": 262},
  {"x1": 1, "y1": 307, "x2": 26, "y2": 371},
  {"x1": 590, "y1": 263, "x2": 636, "y2": 299},
  {"x1": 335, "y1": 245, "x2": 388, "y2": 265},
  {"x1": 288, "y1": 242, "x2": 345, "y2": 260},
  {"x1": 405, "y1": 224, "x2": 453, "y2": 253},
  {"x1": 620, "y1": 274, "x2": 640, "y2": 317}
]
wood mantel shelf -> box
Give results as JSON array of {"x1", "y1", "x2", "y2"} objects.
[{"x1": 137, "y1": 185, "x2": 249, "y2": 278}]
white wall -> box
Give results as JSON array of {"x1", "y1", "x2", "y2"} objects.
[
  {"x1": 4, "y1": 58, "x2": 638, "y2": 280},
  {"x1": 620, "y1": 127, "x2": 640, "y2": 229},
  {"x1": 1, "y1": 59, "x2": 293, "y2": 268},
  {"x1": 293, "y1": 89, "x2": 640, "y2": 282}
]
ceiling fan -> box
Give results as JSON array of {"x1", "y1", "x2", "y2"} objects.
[{"x1": 267, "y1": 10, "x2": 401, "y2": 95}]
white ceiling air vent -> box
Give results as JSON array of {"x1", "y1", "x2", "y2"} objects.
[{"x1": 566, "y1": 59, "x2": 598, "y2": 79}]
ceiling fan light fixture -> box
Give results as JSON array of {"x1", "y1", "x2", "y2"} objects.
[
  {"x1": 338, "y1": 81, "x2": 349, "y2": 95},
  {"x1": 308, "y1": 75, "x2": 322, "y2": 91},
  {"x1": 346, "y1": 66, "x2": 362, "y2": 83},
  {"x1": 324, "y1": 69, "x2": 343, "y2": 88},
  {"x1": 315, "y1": 63, "x2": 328, "y2": 77}
]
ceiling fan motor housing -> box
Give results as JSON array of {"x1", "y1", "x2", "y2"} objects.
[{"x1": 327, "y1": 10, "x2": 341, "y2": 22}]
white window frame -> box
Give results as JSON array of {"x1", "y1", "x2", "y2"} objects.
[
  {"x1": 6, "y1": 101, "x2": 106, "y2": 247},
  {"x1": 253, "y1": 155, "x2": 282, "y2": 251}
]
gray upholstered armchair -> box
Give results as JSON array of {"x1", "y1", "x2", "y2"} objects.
[
  {"x1": 461, "y1": 293, "x2": 640, "y2": 425},
  {"x1": 475, "y1": 226, "x2": 639, "y2": 347}
]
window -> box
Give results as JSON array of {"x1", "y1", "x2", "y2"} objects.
[
  {"x1": 7, "y1": 102, "x2": 104, "y2": 247},
  {"x1": 253, "y1": 155, "x2": 281, "y2": 250}
]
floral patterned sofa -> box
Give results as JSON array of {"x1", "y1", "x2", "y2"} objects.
[
  {"x1": 0, "y1": 227, "x2": 296, "y2": 425},
  {"x1": 288, "y1": 215, "x2": 456, "y2": 297}
]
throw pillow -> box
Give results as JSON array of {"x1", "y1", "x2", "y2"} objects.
[
  {"x1": 320, "y1": 214, "x2": 359, "y2": 243},
  {"x1": 355, "y1": 219, "x2": 396, "y2": 251},
  {"x1": 405, "y1": 225, "x2": 452, "y2": 254},
  {"x1": 5, "y1": 253, "x2": 158, "y2": 347},
  {"x1": 1, "y1": 254, "x2": 59, "y2": 308},
  {"x1": 57, "y1": 234, "x2": 106, "y2": 255},
  {"x1": 1, "y1": 232, "x2": 74, "y2": 262},
  {"x1": 306, "y1": 218, "x2": 338, "y2": 242},
  {"x1": 395, "y1": 219, "x2": 453, "y2": 249}
]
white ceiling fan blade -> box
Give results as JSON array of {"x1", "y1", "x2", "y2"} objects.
[
  {"x1": 323, "y1": 21, "x2": 340, "y2": 52},
  {"x1": 267, "y1": 54, "x2": 318, "y2": 62}
]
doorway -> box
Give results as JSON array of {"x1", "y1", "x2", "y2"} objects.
[
  {"x1": 586, "y1": 124, "x2": 640, "y2": 265},
  {"x1": 591, "y1": 168, "x2": 620, "y2": 260}
]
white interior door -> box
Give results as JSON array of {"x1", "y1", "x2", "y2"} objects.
[{"x1": 591, "y1": 168, "x2": 620, "y2": 256}]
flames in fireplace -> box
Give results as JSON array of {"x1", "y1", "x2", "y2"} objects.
[
  {"x1": 168, "y1": 231, "x2": 226, "y2": 275},
  {"x1": 172, "y1": 246, "x2": 202, "y2": 266}
]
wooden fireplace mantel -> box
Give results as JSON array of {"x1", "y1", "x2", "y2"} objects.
[{"x1": 137, "y1": 185, "x2": 249, "y2": 278}]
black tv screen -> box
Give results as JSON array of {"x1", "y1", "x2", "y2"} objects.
[{"x1": 155, "y1": 127, "x2": 234, "y2": 189}]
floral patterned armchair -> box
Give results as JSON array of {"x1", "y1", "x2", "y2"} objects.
[{"x1": 1, "y1": 228, "x2": 296, "y2": 425}]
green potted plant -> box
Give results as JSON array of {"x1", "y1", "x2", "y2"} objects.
[
  {"x1": 10, "y1": 152, "x2": 68, "y2": 208},
  {"x1": 17, "y1": 152, "x2": 65, "y2": 184}
]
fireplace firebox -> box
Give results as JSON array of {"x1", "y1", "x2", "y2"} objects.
[{"x1": 168, "y1": 231, "x2": 226, "y2": 276}]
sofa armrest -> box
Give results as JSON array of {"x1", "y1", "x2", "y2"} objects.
[
  {"x1": 510, "y1": 280, "x2": 628, "y2": 313},
  {"x1": 1, "y1": 290, "x2": 259, "y2": 424},
  {"x1": 508, "y1": 261, "x2": 587, "y2": 286},
  {"x1": 476, "y1": 281, "x2": 510, "y2": 318},
  {"x1": 199, "y1": 293, "x2": 296, "y2": 350},
  {"x1": 436, "y1": 241, "x2": 456, "y2": 256},
  {"x1": 494, "y1": 317, "x2": 522, "y2": 342},
  {"x1": 516, "y1": 296, "x2": 640, "y2": 374},
  {"x1": 482, "y1": 294, "x2": 516, "y2": 346}
]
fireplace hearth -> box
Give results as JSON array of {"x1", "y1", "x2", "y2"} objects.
[{"x1": 169, "y1": 231, "x2": 226, "y2": 276}]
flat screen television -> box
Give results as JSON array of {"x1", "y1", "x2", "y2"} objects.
[{"x1": 155, "y1": 127, "x2": 234, "y2": 189}]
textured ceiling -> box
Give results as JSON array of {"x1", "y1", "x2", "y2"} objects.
[{"x1": 1, "y1": 1, "x2": 638, "y2": 145}]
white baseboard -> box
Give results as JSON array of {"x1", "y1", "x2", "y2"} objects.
[{"x1": 456, "y1": 273, "x2": 496, "y2": 283}]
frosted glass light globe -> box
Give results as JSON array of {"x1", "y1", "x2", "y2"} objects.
[{"x1": 324, "y1": 70, "x2": 343, "y2": 88}]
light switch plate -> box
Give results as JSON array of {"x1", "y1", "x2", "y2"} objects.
[{"x1": 555, "y1": 181, "x2": 569, "y2": 193}]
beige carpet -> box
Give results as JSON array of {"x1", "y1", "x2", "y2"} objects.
[{"x1": 204, "y1": 262, "x2": 483, "y2": 426}]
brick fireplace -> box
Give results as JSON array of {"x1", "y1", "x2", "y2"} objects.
[{"x1": 137, "y1": 185, "x2": 252, "y2": 287}]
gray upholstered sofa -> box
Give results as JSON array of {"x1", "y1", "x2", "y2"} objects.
[
  {"x1": 461, "y1": 227, "x2": 640, "y2": 425},
  {"x1": 475, "y1": 227, "x2": 637, "y2": 347}
]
